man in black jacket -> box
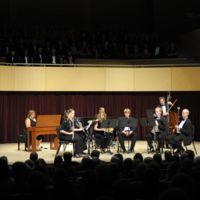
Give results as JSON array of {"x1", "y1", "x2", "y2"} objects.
[
  {"x1": 117, "y1": 108, "x2": 137, "y2": 153},
  {"x1": 146, "y1": 107, "x2": 169, "y2": 153},
  {"x1": 165, "y1": 109, "x2": 193, "y2": 154}
]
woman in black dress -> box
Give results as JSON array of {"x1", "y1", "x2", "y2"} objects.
[
  {"x1": 94, "y1": 111, "x2": 111, "y2": 153},
  {"x1": 60, "y1": 109, "x2": 86, "y2": 158},
  {"x1": 23, "y1": 110, "x2": 44, "y2": 151}
]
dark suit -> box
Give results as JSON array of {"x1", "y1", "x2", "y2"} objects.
[
  {"x1": 6, "y1": 55, "x2": 19, "y2": 63},
  {"x1": 34, "y1": 53, "x2": 46, "y2": 63},
  {"x1": 19, "y1": 55, "x2": 32, "y2": 64},
  {"x1": 165, "y1": 118, "x2": 193, "y2": 152},
  {"x1": 47, "y1": 55, "x2": 60, "y2": 64},
  {"x1": 146, "y1": 116, "x2": 169, "y2": 150},
  {"x1": 157, "y1": 103, "x2": 176, "y2": 114},
  {"x1": 117, "y1": 116, "x2": 137, "y2": 151}
]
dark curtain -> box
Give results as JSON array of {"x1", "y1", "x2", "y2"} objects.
[{"x1": 0, "y1": 91, "x2": 200, "y2": 143}]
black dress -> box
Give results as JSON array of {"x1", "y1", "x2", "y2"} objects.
[
  {"x1": 60, "y1": 119, "x2": 86, "y2": 154},
  {"x1": 23, "y1": 118, "x2": 44, "y2": 147},
  {"x1": 94, "y1": 121, "x2": 111, "y2": 149}
]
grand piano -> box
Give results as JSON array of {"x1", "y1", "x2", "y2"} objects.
[{"x1": 27, "y1": 115, "x2": 61, "y2": 152}]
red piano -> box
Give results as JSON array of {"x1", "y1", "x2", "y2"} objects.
[{"x1": 27, "y1": 115, "x2": 61, "y2": 152}]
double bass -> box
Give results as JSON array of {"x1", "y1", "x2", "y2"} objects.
[{"x1": 165, "y1": 92, "x2": 181, "y2": 139}]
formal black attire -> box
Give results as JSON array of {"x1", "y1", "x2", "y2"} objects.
[
  {"x1": 23, "y1": 118, "x2": 44, "y2": 147},
  {"x1": 157, "y1": 103, "x2": 176, "y2": 115},
  {"x1": 19, "y1": 55, "x2": 32, "y2": 64},
  {"x1": 145, "y1": 116, "x2": 169, "y2": 151},
  {"x1": 34, "y1": 53, "x2": 46, "y2": 63},
  {"x1": 47, "y1": 54, "x2": 60, "y2": 64},
  {"x1": 93, "y1": 120, "x2": 111, "y2": 149},
  {"x1": 6, "y1": 55, "x2": 19, "y2": 63},
  {"x1": 60, "y1": 119, "x2": 85, "y2": 154},
  {"x1": 117, "y1": 117, "x2": 137, "y2": 151},
  {"x1": 165, "y1": 118, "x2": 193, "y2": 152}
]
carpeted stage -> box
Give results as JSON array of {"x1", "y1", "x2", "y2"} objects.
[{"x1": 0, "y1": 140, "x2": 199, "y2": 165}]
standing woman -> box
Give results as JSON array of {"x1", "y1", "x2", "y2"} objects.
[
  {"x1": 60, "y1": 109, "x2": 85, "y2": 158},
  {"x1": 94, "y1": 111, "x2": 111, "y2": 154},
  {"x1": 23, "y1": 110, "x2": 44, "y2": 151}
]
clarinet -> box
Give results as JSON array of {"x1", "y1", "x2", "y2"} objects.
[{"x1": 72, "y1": 119, "x2": 74, "y2": 140}]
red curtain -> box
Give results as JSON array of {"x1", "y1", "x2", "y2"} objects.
[{"x1": 0, "y1": 91, "x2": 200, "y2": 143}]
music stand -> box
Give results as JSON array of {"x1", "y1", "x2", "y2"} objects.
[
  {"x1": 139, "y1": 117, "x2": 157, "y2": 154},
  {"x1": 146, "y1": 109, "x2": 154, "y2": 118},
  {"x1": 100, "y1": 119, "x2": 117, "y2": 155},
  {"x1": 118, "y1": 118, "x2": 138, "y2": 153}
]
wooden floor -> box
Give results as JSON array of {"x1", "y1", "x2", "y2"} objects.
[{"x1": 0, "y1": 140, "x2": 199, "y2": 165}]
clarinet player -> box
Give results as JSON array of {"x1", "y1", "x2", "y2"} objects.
[
  {"x1": 60, "y1": 109, "x2": 86, "y2": 158},
  {"x1": 146, "y1": 107, "x2": 169, "y2": 153}
]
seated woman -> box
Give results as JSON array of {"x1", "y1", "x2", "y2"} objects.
[
  {"x1": 23, "y1": 110, "x2": 44, "y2": 151},
  {"x1": 93, "y1": 111, "x2": 111, "y2": 154},
  {"x1": 60, "y1": 109, "x2": 86, "y2": 158}
]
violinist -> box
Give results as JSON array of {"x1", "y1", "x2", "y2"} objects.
[
  {"x1": 165, "y1": 109, "x2": 193, "y2": 155},
  {"x1": 146, "y1": 107, "x2": 169, "y2": 153}
]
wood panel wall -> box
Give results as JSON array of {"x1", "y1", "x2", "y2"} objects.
[{"x1": 1, "y1": 66, "x2": 200, "y2": 91}]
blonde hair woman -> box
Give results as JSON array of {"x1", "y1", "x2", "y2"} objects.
[
  {"x1": 60, "y1": 109, "x2": 86, "y2": 158},
  {"x1": 23, "y1": 110, "x2": 44, "y2": 151},
  {"x1": 94, "y1": 111, "x2": 111, "y2": 153}
]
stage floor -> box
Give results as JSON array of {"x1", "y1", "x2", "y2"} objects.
[{"x1": 0, "y1": 140, "x2": 199, "y2": 165}]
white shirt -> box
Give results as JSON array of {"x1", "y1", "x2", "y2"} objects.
[
  {"x1": 176, "y1": 118, "x2": 187, "y2": 133},
  {"x1": 25, "y1": 56, "x2": 28, "y2": 64},
  {"x1": 122, "y1": 118, "x2": 131, "y2": 132},
  {"x1": 161, "y1": 105, "x2": 166, "y2": 114},
  {"x1": 52, "y1": 56, "x2": 56, "y2": 64}
]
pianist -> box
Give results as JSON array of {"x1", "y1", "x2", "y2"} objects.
[{"x1": 23, "y1": 110, "x2": 44, "y2": 151}]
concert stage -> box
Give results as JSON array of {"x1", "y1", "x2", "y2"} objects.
[{"x1": 0, "y1": 140, "x2": 199, "y2": 165}]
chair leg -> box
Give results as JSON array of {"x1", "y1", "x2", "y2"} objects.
[
  {"x1": 55, "y1": 144, "x2": 61, "y2": 156},
  {"x1": 192, "y1": 142, "x2": 198, "y2": 154},
  {"x1": 18, "y1": 141, "x2": 20, "y2": 151}
]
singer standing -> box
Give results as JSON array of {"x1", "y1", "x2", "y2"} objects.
[
  {"x1": 60, "y1": 109, "x2": 85, "y2": 158},
  {"x1": 93, "y1": 111, "x2": 111, "y2": 153}
]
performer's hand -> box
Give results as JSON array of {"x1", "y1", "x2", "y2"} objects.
[
  {"x1": 175, "y1": 125, "x2": 180, "y2": 129},
  {"x1": 151, "y1": 129, "x2": 155, "y2": 133},
  {"x1": 168, "y1": 101, "x2": 173, "y2": 105},
  {"x1": 102, "y1": 128, "x2": 106, "y2": 131},
  {"x1": 163, "y1": 112, "x2": 169, "y2": 116},
  {"x1": 79, "y1": 127, "x2": 84, "y2": 131},
  {"x1": 71, "y1": 132, "x2": 74, "y2": 135}
]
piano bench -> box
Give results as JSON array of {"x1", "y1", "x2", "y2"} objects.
[{"x1": 17, "y1": 135, "x2": 26, "y2": 151}]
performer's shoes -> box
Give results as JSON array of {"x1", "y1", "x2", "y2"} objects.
[
  {"x1": 156, "y1": 148, "x2": 160, "y2": 153},
  {"x1": 36, "y1": 148, "x2": 42, "y2": 151},
  {"x1": 123, "y1": 149, "x2": 128, "y2": 154},
  {"x1": 74, "y1": 154, "x2": 82, "y2": 158},
  {"x1": 128, "y1": 149, "x2": 134, "y2": 153}
]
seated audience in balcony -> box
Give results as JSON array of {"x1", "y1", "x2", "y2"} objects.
[
  {"x1": 141, "y1": 42, "x2": 151, "y2": 59},
  {"x1": 34, "y1": 47, "x2": 46, "y2": 64},
  {"x1": 80, "y1": 41, "x2": 90, "y2": 58},
  {"x1": 167, "y1": 42, "x2": 178, "y2": 58},
  {"x1": 101, "y1": 41, "x2": 111, "y2": 59},
  {"x1": 47, "y1": 47, "x2": 60, "y2": 64},
  {"x1": 6, "y1": 49, "x2": 19, "y2": 63},
  {"x1": 63, "y1": 51, "x2": 76, "y2": 65},
  {"x1": 131, "y1": 44, "x2": 141, "y2": 59},
  {"x1": 122, "y1": 43, "x2": 131, "y2": 59},
  {"x1": 19, "y1": 48, "x2": 32, "y2": 65},
  {"x1": 111, "y1": 41, "x2": 121, "y2": 59},
  {"x1": 28, "y1": 39, "x2": 39, "y2": 57}
]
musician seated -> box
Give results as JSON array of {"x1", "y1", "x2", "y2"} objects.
[
  {"x1": 93, "y1": 107, "x2": 105, "y2": 120},
  {"x1": 146, "y1": 107, "x2": 169, "y2": 153},
  {"x1": 93, "y1": 111, "x2": 111, "y2": 154},
  {"x1": 23, "y1": 110, "x2": 44, "y2": 151},
  {"x1": 117, "y1": 108, "x2": 137, "y2": 153},
  {"x1": 60, "y1": 109, "x2": 87, "y2": 158},
  {"x1": 165, "y1": 109, "x2": 193, "y2": 155}
]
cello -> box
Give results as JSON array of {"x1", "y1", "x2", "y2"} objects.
[
  {"x1": 165, "y1": 92, "x2": 180, "y2": 142},
  {"x1": 167, "y1": 93, "x2": 180, "y2": 138}
]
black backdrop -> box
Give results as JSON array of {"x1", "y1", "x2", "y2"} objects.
[{"x1": 0, "y1": 91, "x2": 199, "y2": 143}]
